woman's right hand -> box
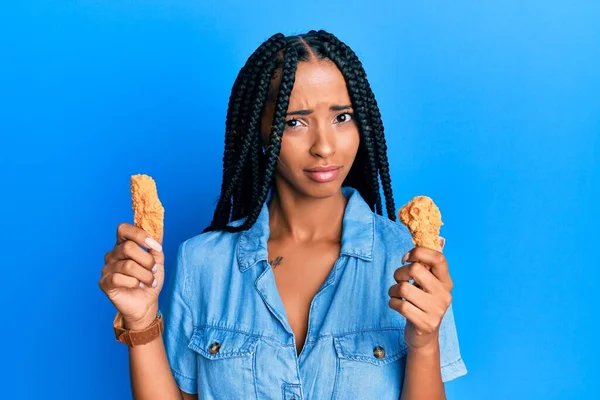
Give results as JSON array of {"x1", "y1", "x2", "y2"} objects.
[{"x1": 99, "y1": 223, "x2": 165, "y2": 330}]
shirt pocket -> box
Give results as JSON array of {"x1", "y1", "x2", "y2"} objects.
[
  {"x1": 332, "y1": 329, "x2": 407, "y2": 400},
  {"x1": 188, "y1": 326, "x2": 259, "y2": 400}
]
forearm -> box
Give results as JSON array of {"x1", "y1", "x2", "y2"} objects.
[
  {"x1": 127, "y1": 315, "x2": 183, "y2": 400},
  {"x1": 400, "y1": 342, "x2": 445, "y2": 400}
]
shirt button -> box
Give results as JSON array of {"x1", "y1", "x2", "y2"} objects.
[
  {"x1": 208, "y1": 342, "x2": 221, "y2": 354},
  {"x1": 373, "y1": 345, "x2": 385, "y2": 359}
]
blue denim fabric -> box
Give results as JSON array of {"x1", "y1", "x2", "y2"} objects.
[{"x1": 162, "y1": 187, "x2": 467, "y2": 399}]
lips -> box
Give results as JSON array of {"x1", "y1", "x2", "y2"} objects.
[{"x1": 304, "y1": 165, "x2": 342, "y2": 183}]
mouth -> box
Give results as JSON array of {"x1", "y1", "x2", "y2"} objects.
[{"x1": 304, "y1": 165, "x2": 342, "y2": 183}]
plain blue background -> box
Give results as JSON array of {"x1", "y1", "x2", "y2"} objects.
[{"x1": 1, "y1": 1, "x2": 598, "y2": 399}]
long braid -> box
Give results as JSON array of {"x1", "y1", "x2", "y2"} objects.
[
  {"x1": 216, "y1": 73, "x2": 243, "y2": 222},
  {"x1": 207, "y1": 34, "x2": 287, "y2": 229},
  {"x1": 234, "y1": 47, "x2": 298, "y2": 232},
  {"x1": 314, "y1": 30, "x2": 396, "y2": 220},
  {"x1": 364, "y1": 89, "x2": 396, "y2": 221},
  {"x1": 218, "y1": 42, "x2": 265, "y2": 222},
  {"x1": 347, "y1": 46, "x2": 396, "y2": 221},
  {"x1": 231, "y1": 38, "x2": 286, "y2": 219},
  {"x1": 333, "y1": 34, "x2": 396, "y2": 220},
  {"x1": 232, "y1": 59, "x2": 277, "y2": 220},
  {"x1": 315, "y1": 35, "x2": 383, "y2": 215}
]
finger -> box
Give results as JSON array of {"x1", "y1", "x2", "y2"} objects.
[
  {"x1": 394, "y1": 262, "x2": 445, "y2": 294},
  {"x1": 112, "y1": 240, "x2": 158, "y2": 272},
  {"x1": 112, "y1": 259, "x2": 157, "y2": 288},
  {"x1": 116, "y1": 222, "x2": 162, "y2": 253},
  {"x1": 100, "y1": 260, "x2": 154, "y2": 287},
  {"x1": 388, "y1": 281, "x2": 430, "y2": 312},
  {"x1": 389, "y1": 297, "x2": 428, "y2": 327},
  {"x1": 402, "y1": 247, "x2": 452, "y2": 289},
  {"x1": 438, "y1": 236, "x2": 445, "y2": 252},
  {"x1": 394, "y1": 261, "x2": 429, "y2": 282},
  {"x1": 147, "y1": 241, "x2": 164, "y2": 264},
  {"x1": 104, "y1": 250, "x2": 113, "y2": 265},
  {"x1": 100, "y1": 272, "x2": 141, "y2": 291},
  {"x1": 410, "y1": 263, "x2": 445, "y2": 294}
]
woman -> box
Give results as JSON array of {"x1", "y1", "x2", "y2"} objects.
[{"x1": 100, "y1": 30, "x2": 467, "y2": 399}]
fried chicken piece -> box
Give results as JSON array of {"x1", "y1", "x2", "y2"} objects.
[
  {"x1": 131, "y1": 174, "x2": 164, "y2": 244},
  {"x1": 398, "y1": 196, "x2": 443, "y2": 251}
]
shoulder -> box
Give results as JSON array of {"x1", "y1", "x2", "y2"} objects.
[
  {"x1": 177, "y1": 215, "x2": 250, "y2": 270},
  {"x1": 364, "y1": 213, "x2": 415, "y2": 268},
  {"x1": 169, "y1": 228, "x2": 243, "y2": 301},
  {"x1": 179, "y1": 228, "x2": 241, "y2": 266}
]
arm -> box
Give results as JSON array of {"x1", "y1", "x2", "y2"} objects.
[
  {"x1": 389, "y1": 246, "x2": 455, "y2": 400},
  {"x1": 400, "y1": 341, "x2": 445, "y2": 400},
  {"x1": 127, "y1": 309, "x2": 197, "y2": 400},
  {"x1": 100, "y1": 225, "x2": 199, "y2": 400}
]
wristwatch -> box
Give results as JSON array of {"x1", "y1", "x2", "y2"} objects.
[{"x1": 113, "y1": 311, "x2": 164, "y2": 347}]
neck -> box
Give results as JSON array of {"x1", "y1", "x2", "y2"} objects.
[{"x1": 267, "y1": 182, "x2": 347, "y2": 243}]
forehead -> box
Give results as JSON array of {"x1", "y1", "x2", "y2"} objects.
[{"x1": 287, "y1": 60, "x2": 351, "y2": 108}]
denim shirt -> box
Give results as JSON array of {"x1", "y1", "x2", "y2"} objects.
[{"x1": 162, "y1": 187, "x2": 467, "y2": 399}]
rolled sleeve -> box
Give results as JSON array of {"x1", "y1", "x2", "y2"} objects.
[
  {"x1": 438, "y1": 304, "x2": 468, "y2": 382},
  {"x1": 162, "y1": 240, "x2": 198, "y2": 394}
]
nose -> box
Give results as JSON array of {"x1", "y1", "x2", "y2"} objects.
[{"x1": 309, "y1": 126, "x2": 336, "y2": 159}]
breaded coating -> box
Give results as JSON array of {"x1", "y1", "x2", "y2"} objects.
[
  {"x1": 131, "y1": 174, "x2": 164, "y2": 244},
  {"x1": 399, "y1": 196, "x2": 443, "y2": 250}
]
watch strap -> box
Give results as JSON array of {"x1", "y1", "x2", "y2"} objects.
[{"x1": 113, "y1": 311, "x2": 164, "y2": 347}]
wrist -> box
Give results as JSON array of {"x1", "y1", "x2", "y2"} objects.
[
  {"x1": 407, "y1": 341, "x2": 440, "y2": 358},
  {"x1": 123, "y1": 305, "x2": 159, "y2": 330}
]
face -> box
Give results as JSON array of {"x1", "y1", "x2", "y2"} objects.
[{"x1": 261, "y1": 60, "x2": 360, "y2": 200}]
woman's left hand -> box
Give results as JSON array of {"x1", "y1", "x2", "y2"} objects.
[{"x1": 388, "y1": 237, "x2": 453, "y2": 352}]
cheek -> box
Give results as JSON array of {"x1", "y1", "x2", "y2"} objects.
[
  {"x1": 276, "y1": 140, "x2": 302, "y2": 171},
  {"x1": 340, "y1": 128, "x2": 361, "y2": 157}
]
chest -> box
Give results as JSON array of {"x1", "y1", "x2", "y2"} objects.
[
  {"x1": 267, "y1": 239, "x2": 340, "y2": 355},
  {"x1": 190, "y1": 249, "x2": 409, "y2": 400}
]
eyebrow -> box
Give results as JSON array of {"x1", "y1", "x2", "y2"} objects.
[{"x1": 286, "y1": 104, "x2": 353, "y2": 116}]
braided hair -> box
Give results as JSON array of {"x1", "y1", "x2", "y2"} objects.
[{"x1": 203, "y1": 30, "x2": 396, "y2": 233}]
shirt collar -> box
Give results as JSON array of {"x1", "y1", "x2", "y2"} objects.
[{"x1": 236, "y1": 186, "x2": 374, "y2": 272}]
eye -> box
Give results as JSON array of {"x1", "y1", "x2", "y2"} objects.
[
  {"x1": 335, "y1": 113, "x2": 353, "y2": 123},
  {"x1": 285, "y1": 119, "x2": 303, "y2": 128}
]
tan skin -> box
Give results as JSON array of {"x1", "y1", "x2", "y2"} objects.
[
  {"x1": 99, "y1": 58, "x2": 453, "y2": 400},
  {"x1": 259, "y1": 59, "x2": 360, "y2": 356}
]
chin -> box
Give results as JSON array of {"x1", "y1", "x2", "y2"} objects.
[
  {"x1": 295, "y1": 180, "x2": 345, "y2": 200},
  {"x1": 275, "y1": 171, "x2": 348, "y2": 200}
]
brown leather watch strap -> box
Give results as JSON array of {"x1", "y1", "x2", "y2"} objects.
[{"x1": 113, "y1": 311, "x2": 164, "y2": 347}]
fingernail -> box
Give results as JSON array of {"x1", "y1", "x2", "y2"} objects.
[
  {"x1": 152, "y1": 264, "x2": 159, "y2": 274},
  {"x1": 139, "y1": 282, "x2": 146, "y2": 289},
  {"x1": 145, "y1": 237, "x2": 162, "y2": 252},
  {"x1": 439, "y1": 236, "x2": 446, "y2": 251},
  {"x1": 402, "y1": 251, "x2": 410, "y2": 264},
  {"x1": 151, "y1": 278, "x2": 158, "y2": 288}
]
